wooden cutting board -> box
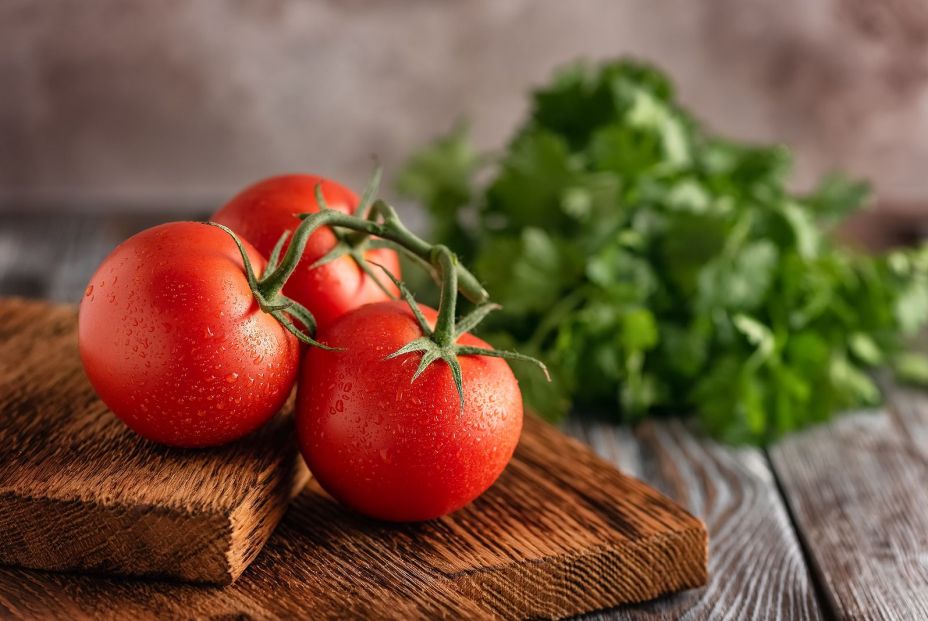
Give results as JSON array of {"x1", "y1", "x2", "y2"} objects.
[
  {"x1": 0, "y1": 298, "x2": 309, "y2": 584},
  {"x1": 0, "y1": 298, "x2": 708, "y2": 620}
]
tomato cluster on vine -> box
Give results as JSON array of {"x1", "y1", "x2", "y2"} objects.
[{"x1": 78, "y1": 172, "x2": 546, "y2": 521}]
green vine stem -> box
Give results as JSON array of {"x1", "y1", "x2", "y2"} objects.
[
  {"x1": 283, "y1": 188, "x2": 489, "y2": 305},
  {"x1": 430, "y1": 246, "x2": 459, "y2": 347}
]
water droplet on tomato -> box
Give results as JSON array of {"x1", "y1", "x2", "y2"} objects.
[
  {"x1": 84, "y1": 284, "x2": 94, "y2": 297},
  {"x1": 225, "y1": 372, "x2": 239, "y2": 383},
  {"x1": 335, "y1": 400, "x2": 344, "y2": 412}
]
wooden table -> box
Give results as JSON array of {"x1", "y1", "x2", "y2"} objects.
[{"x1": 2, "y1": 212, "x2": 927, "y2": 620}]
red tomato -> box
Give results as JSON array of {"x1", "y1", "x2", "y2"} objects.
[
  {"x1": 79, "y1": 222, "x2": 300, "y2": 448},
  {"x1": 296, "y1": 301, "x2": 523, "y2": 521},
  {"x1": 211, "y1": 175, "x2": 401, "y2": 329}
]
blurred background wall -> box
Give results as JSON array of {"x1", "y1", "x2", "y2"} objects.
[{"x1": 3, "y1": 0, "x2": 928, "y2": 236}]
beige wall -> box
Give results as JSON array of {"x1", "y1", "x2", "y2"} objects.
[{"x1": 3, "y1": 0, "x2": 928, "y2": 212}]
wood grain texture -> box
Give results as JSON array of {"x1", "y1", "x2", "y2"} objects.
[
  {"x1": 0, "y1": 300, "x2": 708, "y2": 619},
  {"x1": 0, "y1": 419, "x2": 708, "y2": 619},
  {"x1": 769, "y1": 410, "x2": 928, "y2": 621},
  {"x1": 0, "y1": 298, "x2": 310, "y2": 584},
  {"x1": 566, "y1": 419, "x2": 823, "y2": 621}
]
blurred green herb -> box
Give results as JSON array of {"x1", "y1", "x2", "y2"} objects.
[{"x1": 397, "y1": 59, "x2": 928, "y2": 443}]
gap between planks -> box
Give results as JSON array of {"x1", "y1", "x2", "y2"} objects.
[
  {"x1": 764, "y1": 447, "x2": 839, "y2": 621},
  {"x1": 767, "y1": 393, "x2": 928, "y2": 621}
]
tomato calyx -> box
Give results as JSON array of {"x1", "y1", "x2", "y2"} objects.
[
  {"x1": 299, "y1": 185, "x2": 489, "y2": 305},
  {"x1": 310, "y1": 234, "x2": 398, "y2": 301},
  {"x1": 379, "y1": 246, "x2": 550, "y2": 412},
  {"x1": 305, "y1": 168, "x2": 399, "y2": 300},
  {"x1": 209, "y1": 221, "x2": 340, "y2": 351}
]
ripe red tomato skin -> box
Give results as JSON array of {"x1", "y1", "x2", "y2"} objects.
[
  {"x1": 211, "y1": 175, "x2": 400, "y2": 329},
  {"x1": 296, "y1": 301, "x2": 523, "y2": 522},
  {"x1": 78, "y1": 222, "x2": 300, "y2": 448}
]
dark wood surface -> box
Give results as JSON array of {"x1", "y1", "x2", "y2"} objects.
[
  {"x1": 771, "y1": 402, "x2": 928, "y2": 620},
  {"x1": 1, "y1": 212, "x2": 927, "y2": 620},
  {"x1": 0, "y1": 297, "x2": 709, "y2": 619},
  {"x1": 0, "y1": 298, "x2": 309, "y2": 584}
]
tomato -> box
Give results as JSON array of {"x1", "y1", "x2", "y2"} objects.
[
  {"x1": 211, "y1": 175, "x2": 400, "y2": 329},
  {"x1": 78, "y1": 222, "x2": 300, "y2": 448},
  {"x1": 296, "y1": 301, "x2": 523, "y2": 521}
]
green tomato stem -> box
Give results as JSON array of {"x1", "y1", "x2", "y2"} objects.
[
  {"x1": 256, "y1": 212, "x2": 321, "y2": 301},
  {"x1": 266, "y1": 200, "x2": 489, "y2": 305},
  {"x1": 365, "y1": 200, "x2": 488, "y2": 304},
  {"x1": 431, "y1": 246, "x2": 458, "y2": 347},
  {"x1": 208, "y1": 221, "x2": 334, "y2": 349}
]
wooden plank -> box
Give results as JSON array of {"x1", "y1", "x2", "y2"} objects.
[
  {"x1": 769, "y1": 409, "x2": 928, "y2": 621},
  {"x1": 567, "y1": 419, "x2": 823, "y2": 620},
  {"x1": 0, "y1": 216, "x2": 77, "y2": 300},
  {"x1": 0, "y1": 298, "x2": 310, "y2": 584},
  {"x1": 0, "y1": 299, "x2": 708, "y2": 619}
]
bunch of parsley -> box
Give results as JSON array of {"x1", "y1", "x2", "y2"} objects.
[{"x1": 397, "y1": 59, "x2": 928, "y2": 443}]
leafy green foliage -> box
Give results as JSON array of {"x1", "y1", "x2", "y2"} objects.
[{"x1": 398, "y1": 59, "x2": 928, "y2": 443}]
